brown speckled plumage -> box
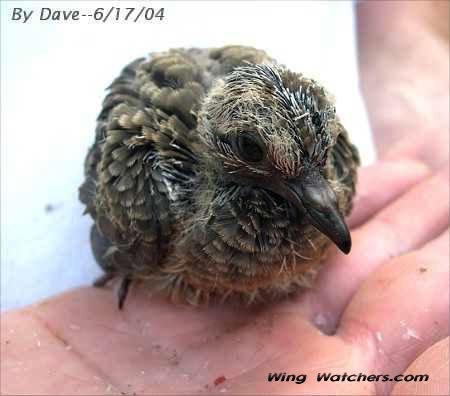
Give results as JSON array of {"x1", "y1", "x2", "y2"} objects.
[{"x1": 79, "y1": 45, "x2": 360, "y2": 307}]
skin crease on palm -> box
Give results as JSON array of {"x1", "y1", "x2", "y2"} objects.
[{"x1": 1, "y1": 2, "x2": 449, "y2": 395}]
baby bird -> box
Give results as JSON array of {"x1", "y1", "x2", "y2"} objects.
[{"x1": 79, "y1": 45, "x2": 360, "y2": 308}]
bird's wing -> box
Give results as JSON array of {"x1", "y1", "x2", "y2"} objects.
[
  {"x1": 79, "y1": 50, "x2": 204, "y2": 274},
  {"x1": 205, "y1": 45, "x2": 271, "y2": 76}
]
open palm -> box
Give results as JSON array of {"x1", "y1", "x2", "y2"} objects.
[{"x1": 3, "y1": 160, "x2": 448, "y2": 395}]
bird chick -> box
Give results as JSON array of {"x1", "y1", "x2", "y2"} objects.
[{"x1": 79, "y1": 46, "x2": 360, "y2": 308}]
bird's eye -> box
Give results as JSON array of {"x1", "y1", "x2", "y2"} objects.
[
  {"x1": 312, "y1": 112, "x2": 322, "y2": 128},
  {"x1": 234, "y1": 133, "x2": 265, "y2": 163}
]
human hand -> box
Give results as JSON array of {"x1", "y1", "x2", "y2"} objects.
[
  {"x1": 357, "y1": 1, "x2": 449, "y2": 170},
  {"x1": 2, "y1": 159, "x2": 448, "y2": 395}
]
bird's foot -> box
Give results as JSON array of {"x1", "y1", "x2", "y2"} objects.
[
  {"x1": 93, "y1": 273, "x2": 132, "y2": 310},
  {"x1": 93, "y1": 273, "x2": 115, "y2": 288},
  {"x1": 117, "y1": 277, "x2": 132, "y2": 310}
]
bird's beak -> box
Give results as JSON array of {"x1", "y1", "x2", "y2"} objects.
[{"x1": 281, "y1": 168, "x2": 352, "y2": 254}]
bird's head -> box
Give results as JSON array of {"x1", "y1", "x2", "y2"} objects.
[{"x1": 198, "y1": 64, "x2": 352, "y2": 254}]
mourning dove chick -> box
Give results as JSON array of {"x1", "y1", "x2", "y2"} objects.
[{"x1": 79, "y1": 45, "x2": 360, "y2": 308}]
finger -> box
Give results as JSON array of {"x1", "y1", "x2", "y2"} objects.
[
  {"x1": 391, "y1": 337, "x2": 449, "y2": 396},
  {"x1": 348, "y1": 160, "x2": 430, "y2": 228},
  {"x1": 338, "y1": 230, "x2": 449, "y2": 395},
  {"x1": 305, "y1": 166, "x2": 449, "y2": 333}
]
